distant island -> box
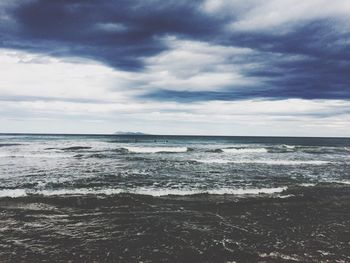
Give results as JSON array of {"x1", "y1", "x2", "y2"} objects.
[{"x1": 113, "y1": 131, "x2": 149, "y2": 135}]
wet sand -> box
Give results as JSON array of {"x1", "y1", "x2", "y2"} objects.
[{"x1": 0, "y1": 184, "x2": 349, "y2": 262}]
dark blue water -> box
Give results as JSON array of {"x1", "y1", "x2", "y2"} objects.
[{"x1": 1, "y1": 134, "x2": 349, "y2": 197}]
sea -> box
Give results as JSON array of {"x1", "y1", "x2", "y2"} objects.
[{"x1": 1, "y1": 134, "x2": 349, "y2": 198}]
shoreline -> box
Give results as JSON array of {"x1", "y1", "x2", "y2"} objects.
[{"x1": 0, "y1": 184, "x2": 349, "y2": 262}]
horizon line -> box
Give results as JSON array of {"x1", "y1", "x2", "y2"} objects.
[{"x1": 0, "y1": 132, "x2": 349, "y2": 139}]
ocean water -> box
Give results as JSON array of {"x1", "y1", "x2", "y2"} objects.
[{"x1": 0, "y1": 134, "x2": 349, "y2": 198}]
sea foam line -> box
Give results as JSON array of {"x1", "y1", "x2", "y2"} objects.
[
  {"x1": 0, "y1": 186, "x2": 288, "y2": 198},
  {"x1": 222, "y1": 148, "x2": 268, "y2": 153},
  {"x1": 325, "y1": 180, "x2": 350, "y2": 185},
  {"x1": 194, "y1": 159, "x2": 331, "y2": 165},
  {"x1": 123, "y1": 146, "x2": 188, "y2": 153}
]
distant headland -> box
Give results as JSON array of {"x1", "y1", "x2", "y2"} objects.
[{"x1": 113, "y1": 131, "x2": 149, "y2": 135}]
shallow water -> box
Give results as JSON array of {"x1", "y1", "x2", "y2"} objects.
[
  {"x1": 0, "y1": 185, "x2": 349, "y2": 262},
  {"x1": 0, "y1": 134, "x2": 349, "y2": 197}
]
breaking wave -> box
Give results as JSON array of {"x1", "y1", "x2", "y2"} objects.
[
  {"x1": 0, "y1": 143, "x2": 23, "y2": 147},
  {"x1": 267, "y1": 145, "x2": 350, "y2": 154},
  {"x1": 194, "y1": 159, "x2": 331, "y2": 165},
  {"x1": 123, "y1": 146, "x2": 188, "y2": 153},
  {"x1": 202, "y1": 145, "x2": 350, "y2": 155},
  {"x1": 0, "y1": 186, "x2": 288, "y2": 198},
  {"x1": 222, "y1": 147, "x2": 268, "y2": 153},
  {"x1": 61, "y1": 146, "x2": 92, "y2": 151},
  {"x1": 0, "y1": 153, "x2": 70, "y2": 158}
]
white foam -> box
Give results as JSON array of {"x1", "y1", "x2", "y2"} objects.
[
  {"x1": 206, "y1": 187, "x2": 287, "y2": 195},
  {"x1": 222, "y1": 148, "x2": 268, "y2": 153},
  {"x1": 300, "y1": 183, "x2": 317, "y2": 187},
  {"x1": 243, "y1": 160, "x2": 330, "y2": 165},
  {"x1": 327, "y1": 180, "x2": 350, "y2": 185},
  {"x1": 0, "y1": 188, "x2": 124, "y2": 197},
  {"x1": 124, "y1": 146, "x2": 188, "y2": 153},
  {"x1": 195, "y1": 159, "x2": 231, "y2": 164},
  {"x1": 38, "y1": 188, "x2": 125, "y2": 196},
  {"x1": 120, "y1": 187, "x2": 287, "y2": 196},
  {"x1": 277, "y1": 194, "x2": 295, "y2": 199},
  {"x1": 194, "y1": 159, "x2": 330, "y2": 165},
  {"x1": 0, "y1": 189, "x2": 28, "y2": 198},
  {"x1": 0, "y1": 153, "x2": 69, "y2": 158},
  {"x1": 54, "y1": 186, "x2": 287, "y2": 196},
  {"x1": 0, "y1": 186, "x2": 287, "y2": 197},
  {"x1": 134, "y1": 188, "x2": 200, "y2": 196},
  {"x1": 282, "y1": 144, "x2": 296, "y2": 149}
]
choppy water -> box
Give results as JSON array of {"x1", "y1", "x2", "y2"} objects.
[{"x1": 0, "y1": 134, "x2": 349, "y2": 197}]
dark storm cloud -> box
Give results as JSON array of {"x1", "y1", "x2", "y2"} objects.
[
  {"x1": 1, "y1": 0, "x2": 221, "y2": 70},
  {"x1": 235, "y1": 21, "x2": 350, "y2": 100},
  {"x1": 1, "y1": 0, "x2": 350, "y2": 100},
  {"x1": 141, "y1": 89, "x2": 262, "y2": 102}
]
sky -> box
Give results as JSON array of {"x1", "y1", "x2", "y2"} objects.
[{"x1": 0, "y1": 0, "x2": 350, "y2": 136}]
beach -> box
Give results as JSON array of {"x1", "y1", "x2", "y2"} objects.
[{"x1": 0, "y1": 184, "x2": 349, "y2": 262}]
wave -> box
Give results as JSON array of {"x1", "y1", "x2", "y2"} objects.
[
  {"x1": 245, "y1": 160, "x2": 330, "y2": 165},
  {"x1": 209, "y1": 145, "x2": 350, "y2": 155},
  {"x1": 282, "y1": 144, "x2": 296, "y2": 149},
  {"x1": 194, "y1": 159, "x2": 331, "y2": 165},
  {"x1": 277, "y1": 194, "x2": 295, "y2": 199},
  {"x1": 222, "y1": 147, "x2": 268, "y2": 153},
  {"x1": 195, "y1": 159, "x2": 231, "y2": 164},
  {"x1": 0, "y1": 186, "x2": 288, "y2": 198},
  {"x1": 123, "y1": 146, "x2": 188, "y2": 153},
  {"x1": 0, "y1": 153, "x2": 69, "y2": 158},
  {"x1": 204, "y1": 187, "x2": 287, "y2": 195},
  {"x1": 299, "y1": 183, "x2": 317, "y2": 187},
  {"x1": 325, "y1": 180, "x2": 350, "y2": 185},
  {"x1": 0, "y1": 189, "x2": 28, "y2": 198},
  {"x1": 267, "y1": 145, "x2": 350, "y2": 154},
  {"x1": 298, "y1": 146, "x2": 350, "y2": 154},
  {"x1": 205, "y1": 149, "x2": 224, "y2": 153},
  {"x1": 61, "y1": 146, "x2": 92, "y2": 151},
  {"x1": 45, "y1": 146, "x2": 92, "y2": 151},
  {"x1": 298, "y1": 181, "x2": 350, "y2": 186},
  {"x1": 87, "y1": 153, "x2": 110, "y2": 158},
  {"x1": 0, "y1": 143, "x2": 23, "y2": 147}
]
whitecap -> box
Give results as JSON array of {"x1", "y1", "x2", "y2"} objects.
[
  {"x1": 206, "y1": 187, "x2": 288, "y2": 195},
  {"x1": 50, "y1": 186, "x2": 288, "y2": 197},
  {"x1": 0, "y1": 153, "x2": 69, "y2": 158},
  {"x1": 222, "y1": 148, "x2": 268, "y2": 153},
  {"x1": 300, "y1": 183, "x2": 317, "y2": 187},
  {"x1": 38, "y1": 188, "x2": 125, "y2": 196},
  {"x1": 0, "y1": 186, "x2": 288, "y2": 197},
  {"x1": 124, "y1": 146, "x2": 188, "y2": 153},
  {"x1": 277, "y1": 194, "x2": 295, "y2": 199},
  {"x1": 194, "y1": 159, "x2": 231, "y2": 164},
  {"x1": 282, "y1": 144, "x2": 296, "y2": 149},
  {"x1": 326, "y1": 180, "x2": 350, "y2": 185},
  {"x1": 0, "y1": 189, "x2": 28, "y2": 198},
  {"x1": 241, "y1": 160, "x2": 330, "y2": 165},
  {"x1": 194, "y1": 159, "x2": 330, "y2": 165}
]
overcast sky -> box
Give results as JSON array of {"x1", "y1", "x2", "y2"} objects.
[{"x1": 1, "y1": 0, "x2": 350, "y2": 136}]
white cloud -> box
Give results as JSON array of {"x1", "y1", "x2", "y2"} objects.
[
  {"x1": 2, "y1": 93, "x2": 350, "y2": 136},
  {"x1": 140, "y1": 37, "x2": 258, "y2": 91},
  {"x1": 202, "y1": 0, "x2": 350, "y2": 31},
  {"x1": 1, "y1": 47, "x2": 350, "y2": 136},
  {"x1": 0, "y1": 49, "x2": 132, "y2": 102},
  {"x1": 201, "y1": 0, "x2": 256, "y2": 17}
]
